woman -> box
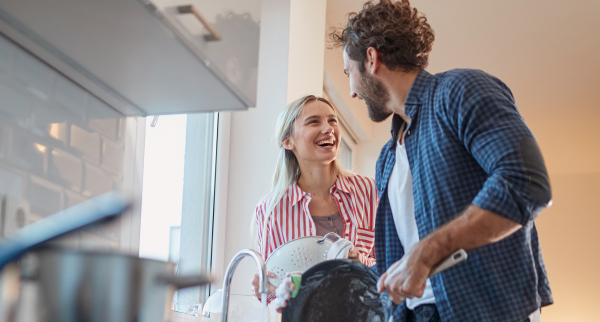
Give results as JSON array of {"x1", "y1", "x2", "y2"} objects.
[{"x1": 251, "y1": 95, "x2": 378, "y2": 306}]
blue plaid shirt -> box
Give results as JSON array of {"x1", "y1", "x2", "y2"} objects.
[{"x1": 374, "y1": 69, "x2": 553, "y2": 322}]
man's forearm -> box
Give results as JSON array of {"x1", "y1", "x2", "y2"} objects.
[{"x1": 419, "y1": 204, "x2": 523, "y2": 269}]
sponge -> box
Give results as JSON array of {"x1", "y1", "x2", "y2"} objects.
[{"x1": 290, "y1": 275, "x2": 302, "y2": 298}]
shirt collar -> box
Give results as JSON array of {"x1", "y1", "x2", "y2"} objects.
[
  {"x1": 287, "y1": 181, "x2": 306, "y2": 206},
  {"x1": 287, "y1": 176, "x2": 349, "y2": 206},
  {"x1": 405, "y1": 69, "x2": 433, "y2": 107},
  {"x1": 331, "y1": 175, "x2": 352, "y2": 195},
  {"x1": 389, "y1": 69, "x2": 434, "y2": 148}
]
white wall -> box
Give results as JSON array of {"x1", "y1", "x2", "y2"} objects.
[
  {"x1": 286, "y1": 0, "x2": 327, "y2": 101},
  {"x1": 212, "y1": 0, "x2": 328, "y2": 319},
  {"x1": 323, "y1": 1, "x2": 600, "y2": 321}
]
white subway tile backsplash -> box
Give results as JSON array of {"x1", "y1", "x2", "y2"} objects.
[
  {"x1": 54, "y1": 76, "x2": 87, "y2": 118},
  {"x1": 0, "y1": 36, "x2": 15, "y2": 75},
  {"x1": 0, "y1": 80, "x2": 31, "y2": 128},
  {"x1": 88, "y1": 96, "x2": 122, "y2": 140},
  {"x1": 65, "y1": 189, "x2": 87, "y2": 208},
  {"x1": 8, "y1": 129, "x2": 47, "y2": 176},
  {"x1": 88, "y1": 117, "x2": 119, "y2": 141},
  {"x1": 32, "y1": 102, "x2": 69, "y2": 144},
  {"x1": 79, "y1": 231, "x2": 118, "y2": 251},
  {"x1": 27, "y1": 174, "x2": 63, "y2": 218},
  {"x1": 49, "y1": 148, "x2": 82, "y2": 191},
  {"x1": 0, "y1": 32, "x2": 127, "y2": 248},
  {"x1": 0, "y1": 166, "x2": 25, "y2": 196},
  {"x1": 0, "y1": 122, "x2": 6, "y2": 159},
  {"x1": 117, "y1": 118, "x2": 125, "y2": 139},
  {"x1": 14, "y1": 50, "x2": 54, "y2": 100},
  {"x1": 83, "y1": 162, "x2": 114, "y2": 197},
  {"x1": 101, "y1": 139, "x2": 123, "y2": 174},
  {"x1": 70, "y1": 124, "x2": 101, "y2": 164},
  {"x1": 51, "y1": 233, "x2": 81, "y2": 248}
]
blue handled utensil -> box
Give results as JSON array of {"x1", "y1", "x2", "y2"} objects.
[{"x1": 0, "y1": 191, "x2": 129, "y2": 269}]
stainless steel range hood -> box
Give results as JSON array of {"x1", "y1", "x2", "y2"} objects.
[{"x1": 0, "y1": 0, "x2": 260, "y2": 116}]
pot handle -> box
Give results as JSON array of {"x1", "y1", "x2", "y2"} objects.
[
  {"x1": 317, "y1": 232, "x2": 341, "y2": 243},
  {"x1": 157, "y1": 274, "x2": 213, "y2": 290}
]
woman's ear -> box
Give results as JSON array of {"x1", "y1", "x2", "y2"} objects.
[{"x1": 282, "y1": 137, "x2": 294, "y2": 150}]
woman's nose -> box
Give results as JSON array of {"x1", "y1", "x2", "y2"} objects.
[
  {"x1": 322, "y1": 123, "x2": 334, "y2": 134},
  {"x1": 351, "y1": 90, "x2": 357, "y2": 99}
]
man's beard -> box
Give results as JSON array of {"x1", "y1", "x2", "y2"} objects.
[{"x1": 358, "y1": 71, "x2": 392, "y2": 122}]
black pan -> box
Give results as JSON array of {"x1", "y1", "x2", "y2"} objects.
[
  {"x1": 281, "y1": 250, "x2": 468, "y2": 322},
  {"x1": 282, "y1": 259, "x2": 393, "y2": 322}
]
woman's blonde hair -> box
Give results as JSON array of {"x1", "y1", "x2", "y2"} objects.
[{"x1": 254, "y1": 95, "x2": 350, "y2": 255}]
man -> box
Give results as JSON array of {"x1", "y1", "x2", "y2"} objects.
[{"x1": 331, "y1": 1, "x2": 552, "y2": 321}]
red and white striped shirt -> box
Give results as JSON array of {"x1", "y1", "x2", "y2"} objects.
[{"x1": 255, "y1": 174, "x2": 378, "y2": 267}]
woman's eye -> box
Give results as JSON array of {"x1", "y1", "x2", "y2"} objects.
[
  {"x1": 329, "y1": 119, "x2": 338, "y2": 123},
  {"x1": 308, "y1": 120, "x2": 317, "y2": 125}
]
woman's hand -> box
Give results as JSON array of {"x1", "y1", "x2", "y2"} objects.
[
  {"x1": 251, "y1": 271, "x2": 277, "y2": 299},
  {"x1": 348, "y1": 249, "x2": 361, "y2": 262},
  {"x1": 273, "y1": 272, "x2": 302, "y2": 313}
]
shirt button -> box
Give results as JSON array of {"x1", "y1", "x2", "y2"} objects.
[
  {"x1": 346, "y1": 220, "x2": 350, "y2": 223},
  {"x1": 407, "y1": 130, "x2": 411, "y2": 135}
]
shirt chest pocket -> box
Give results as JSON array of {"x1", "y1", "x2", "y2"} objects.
[{"x1": 353, "y1": 227, "x2": 375, "y2": 254}]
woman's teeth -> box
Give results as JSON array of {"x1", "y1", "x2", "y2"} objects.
[{"x1": 317, "y1": 139, "x2": 334, "y2": 147}]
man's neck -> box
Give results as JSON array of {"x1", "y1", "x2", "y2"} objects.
[{"x1": 383, "y1": 68, "x2": 420, "y2": 124}]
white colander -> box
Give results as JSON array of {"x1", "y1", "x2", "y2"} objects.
[{"x1": 265, "y1": 233, "x2": 340, "y2": 287}]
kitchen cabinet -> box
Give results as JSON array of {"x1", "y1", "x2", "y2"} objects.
[
  {"x1": 151, "y1": 0, "x2": 262, "y2": 106},
  {"x1": 0, "y1": 0, "x2": 262, "y2": 116}
]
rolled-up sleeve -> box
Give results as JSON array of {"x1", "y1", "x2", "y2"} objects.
[{"x1": 444, "y1": 71, "x2": 552, "y2": 224}]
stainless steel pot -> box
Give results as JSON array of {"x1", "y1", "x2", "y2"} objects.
[
  {"x1": 0, "y1": 192, "x2": 212, "y2": 322},
  {"x1": 7, "y1": 246, "x2": 211, "y2": 322}
]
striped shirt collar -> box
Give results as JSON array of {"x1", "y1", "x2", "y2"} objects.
[{"x1": 287, "y1": 175, "x2": 352, "y2": 206}]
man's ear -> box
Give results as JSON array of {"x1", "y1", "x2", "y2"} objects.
[
  {"x1": 282, "y1": 137, "x2": 294, "y2": 150},
  {"x1": 365, "y1": 47, "x2": 380, "y2": 74}
]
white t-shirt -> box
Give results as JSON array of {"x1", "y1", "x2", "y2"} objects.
[{"x1": 387, "y1": 141, "x2": 436, "y2": 309}]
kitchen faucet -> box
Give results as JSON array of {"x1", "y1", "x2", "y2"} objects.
[{"x1": 221, "y1": 249, "x2": 268, "y2": 322}]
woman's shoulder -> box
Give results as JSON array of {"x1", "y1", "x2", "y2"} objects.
[
  {"x1": 338, "y1": 173, "x2": 377, "y2": 196},
  {"x1": 254, "y1": 187, "x2": 293, "y2": 216},
  {"x1": 254, "y1": 197, "x2": 276, "y2": 215},
  {"x1": 340, "y1": 173, "x2": 376, "y2": 187}
]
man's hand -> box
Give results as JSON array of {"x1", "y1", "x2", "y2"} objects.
[
  {"x1": 251, "y1": 271, "x2": 277, "y2": 300},
  {"x1": 377, "y1": 242, "x2": 432, "y2": 304},
  {"x1": 376, "y1": 205, "x2": 523, "y2": 304}
]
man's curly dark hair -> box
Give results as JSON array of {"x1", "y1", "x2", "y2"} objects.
[{"x1": 330, "y1": 0, "x2": 435, "y2": 72}]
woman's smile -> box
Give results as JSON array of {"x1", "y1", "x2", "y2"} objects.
[
  {"x1": 285, "y1": 100, "x2": 341, "y2": 163},
  {"x1": 315, "y1": 138, "x2": 336, "y2": 148}
]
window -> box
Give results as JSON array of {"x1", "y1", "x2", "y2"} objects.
[
  {"x1": 339, "y1": 138, "x2": 353, "y2": 171},
  {"x1": 139, "y1": 113, "x2": 218, "y2": 312}
]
